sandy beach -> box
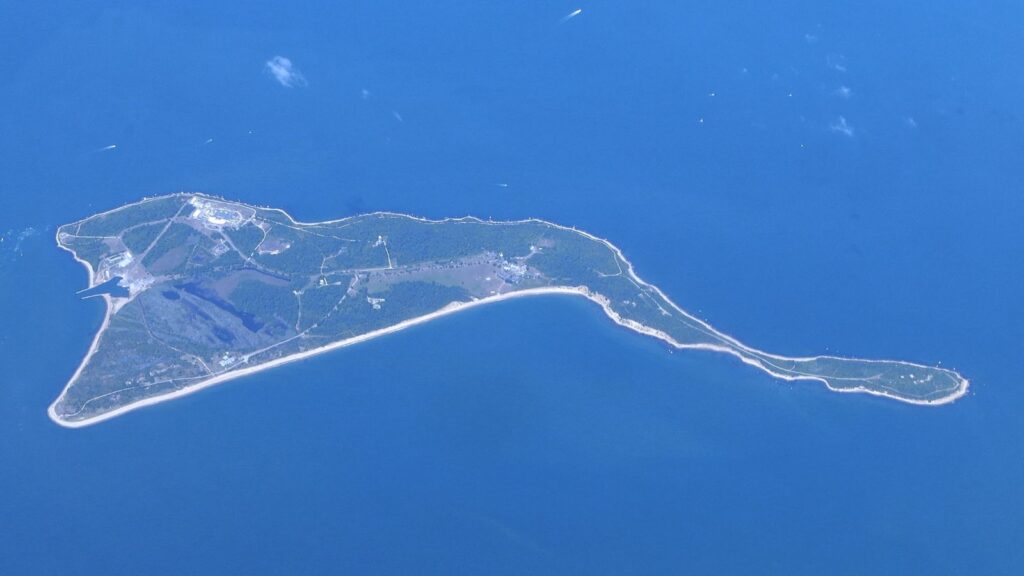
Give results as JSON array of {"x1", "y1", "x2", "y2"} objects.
[{"x1": 48, "y1": 281, "x2": 968, "y2": 428}]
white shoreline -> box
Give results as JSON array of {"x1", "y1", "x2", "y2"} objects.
[{"x1": 48, "y1": 193, "x2": 969, "y2": 428}]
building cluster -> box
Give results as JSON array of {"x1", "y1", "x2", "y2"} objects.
[{"x1": 188, "y1": 197, "x2": 245, "y2": 228}]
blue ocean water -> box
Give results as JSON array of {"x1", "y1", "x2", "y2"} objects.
[{"x1": 2, "y1": 1, "x2": 1023, "y2": 574}]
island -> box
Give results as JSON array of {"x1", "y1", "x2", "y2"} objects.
[{"x1": 50, "y1": 193, "x2": 969, "y2": 427}]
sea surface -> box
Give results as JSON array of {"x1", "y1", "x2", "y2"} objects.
[{"x1": 2, "y1": 2, "x2": 1023, "y2": 574}]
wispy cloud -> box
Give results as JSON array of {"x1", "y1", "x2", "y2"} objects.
[
  {"x1": 264, "y1": 56, "x2": 306, "y2": 88},
  {"x1": 1, "y1": 226, "x2": 41, "y2": 258},
  {"x1": 833, "y1": 85, "x2": 852, "y2": 99},
  {"x1": 830, "y1": 116, "x2": 855, "y2": 137},
  {"x1": 826, "y1": 53, "x2": 847, "y2": 73}
]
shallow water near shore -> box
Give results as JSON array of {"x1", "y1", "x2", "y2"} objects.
[{"x1": 2, "y1": 1, "x2": 1024, "y2": 574}]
